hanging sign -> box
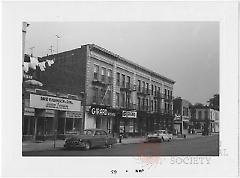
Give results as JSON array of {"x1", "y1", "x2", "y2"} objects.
[{"x1": 122, "y1": 110, "x2": 137, "y2": 118}]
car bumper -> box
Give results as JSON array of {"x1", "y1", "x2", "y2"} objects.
[
  {"x1": 64, "y1": 142, "x2": 85, "y2": 148},
  {"x1": 147, "y1": 137, "x2": 161, "y2": 142}
]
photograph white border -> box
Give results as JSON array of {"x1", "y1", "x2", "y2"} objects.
[{"x1": 1, "y1": 1, "x2": 239, "y2": 177}]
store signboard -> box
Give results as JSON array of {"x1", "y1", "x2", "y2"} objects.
[
  {"x1": 24, "y1": 107, "x2": 35, "y2": 116},
  {"x1": 30, "y1": 94, "x2": 81, "y2": 111},
  {"x1": 66, "y1": 111, "x2": 83, "y2": 118},
  {"x1": 122, "y1": 110, "x2": 137, "y2": 118},
  {"x1": 90, "y1": 106, "x2": 116, "y2": 117}
]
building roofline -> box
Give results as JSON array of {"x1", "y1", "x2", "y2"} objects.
[{"x1": 87, "y1": 44, "x2": 175, "y2": 84}]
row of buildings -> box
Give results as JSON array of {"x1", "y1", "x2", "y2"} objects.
[{"x1": 22, "y1": 44, "x2": 219, "y2": 141}]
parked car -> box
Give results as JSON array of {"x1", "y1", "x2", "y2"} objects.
[
  {"x1": 64, "y1": 129, "x2": 117, "y2": 150},
  {"x1": 146, "y1": 130, "x2": 173, "y2": 142}
]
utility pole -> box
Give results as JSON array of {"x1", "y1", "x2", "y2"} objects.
[
  {"x1": 49, "y1": 45, "x2": 54, "y2": 55},
  {"x1": 53, "y1": 35, "x2": 60, "y2": 149}
]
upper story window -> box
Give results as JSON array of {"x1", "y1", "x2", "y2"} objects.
[
  {"x1": 154, "y1": 86, "x2": 157, "y2": 96},
  {"x1": 146, "y1": 83, "x2": 149, "y2": 93},
  {"x1": 138, "y1": 97, "x2": 141, "y2": 110},
  {"x1": 116, "y1": 72, "x2": 120, "y2": 86},
  {"x1": 107, "y1": 69, "x2": 112, "y2": 84},
  {"x1": 121, "y1": 74, "x2": 125, "y2": 87},
  {"x1": 138, "y1": 80, "x2": 141, "y2": 92},
  {"x1": 158, "y1": 87, "x2": 161, "y2": 94},
  {"x1": 116, "y1": 92, "x2": 120, "y2": 107},
  {"x1": 151, "y1": 84, "x2": 154, "y2": 95},
  {"x1": 126, "y1": 76, "x2": 130, "y2": 88},
  {"x1": 101, "y1": 67, "x2": 106, "y2": 82},
  {"x1": 93, "y1": 65, "x2": 99, "y2": 80},
  {"x1": 142, "y1": 81, "x2": 145, "y2": 92},
  {"x1": 146, "y1": 98, "x2": 149, "y2": 111},
  {"x1": 154, "y1": 100, "x2": 157, "y2": 112},
  {"x1": 151, "y1": 100, "x2": 154, "y2": 112},
  {"x1": 164, "y1": 89, "x2": 167, "y2": 96},
  {"x1": 198, "y1": 111, "x2": 202, "y2": 120}
]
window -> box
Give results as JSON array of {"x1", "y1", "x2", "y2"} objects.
[
  {"x1": 107, "y1": 69, "x2": 112, "y2": 84},
  {"x1": 151, "y1": 84, "x2": 154, "y2": 95},
  {"x1": 167, "y1": 90, "x2": 170, "y2": 99},
  {"x1": 116, "y1": 93, "x2": 120, "y2": 107},
  {"x1": 164, "y1": 89, "x2": 167, "y2": 97},
  {"x1": 142, "y1": 81, "x2": 145, "y2": 93},
  {"x1": 154, "y1": 86, "x2": 157, "y2": 96},
  {"x1": 146, "y1": 83, "x2": 149, "y2": 93},
  {"x1": 126, "y1": 76, "x2": 130, "y2": 88},
  {"x1": 154, "y1": 100, "x2": 157, "y2": 112},
  {"x1": 204, "y1": 110, "x2": 208, "y2": 120},
  {"x1": 198, "y1": 111, "x2": 202, "y2": 120},
  {"x1": 151, "y1": 100, "x2": 154, "y2": 112},
  {"x1": 116, "y1": 72, "x2": 120, "y2": 86},
  {"x1": 121, "y1": 74, "x2": 125, "y2": 87},
  {"x1": 100, "y1": 130, "x2": 107, "y2": 136},
  {"x1": 138, "y1": 97, "x2": 141, "y2": 110},
  {"x1": 101, "y1": 67, "x2": 106, "y2": 82},
  {"x1": 142, "y1": 98, "x2": 145, "y2": 110},
  {"x1": 138, "y1": 80, "x2": 141, "y2": 92},
  {"x1": 146, "y1": 99, "x2": 149, "y2": 111},
  {"x1": 93, "y1": 65, "x2": 99, "y2": 80},
  {"x1": 121, "y1": 92, "x2": 125, "y2": 107},
  {"x1": 158, "y1": 87, "x2": 161, "y2": 95},
  {"x1": 164, "y1": 102, "x2": 167, "y2": 112},
  {"x1": 93, "y1": 87, "x2": 98, "y2": 103}
]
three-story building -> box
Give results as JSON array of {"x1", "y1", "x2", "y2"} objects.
[{"x1": 39, "y1": 44, "x2": 175, "y2": 137}]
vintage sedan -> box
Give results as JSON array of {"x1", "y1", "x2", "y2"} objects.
[
  {"x1": 146, "y1": 130, "x2": 173, "y2": 142},
  {"x1": 64, "y1": 129, "x2": 117, "y2": 150}
]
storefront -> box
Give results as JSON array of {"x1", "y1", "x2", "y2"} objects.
[
  {"x1": 86, "y1": 105, "x2": 116, "y2": 134},
  {"x1": 22, "y1": 93, "x2": 82, "y2": 140},
  {"x1": 119, "y1": 110, "x2": 137, "y2": 137}
]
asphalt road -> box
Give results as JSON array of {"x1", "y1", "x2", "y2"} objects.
[{"x1": 23, "y1": 135, "x2": 219, "y2": 156}]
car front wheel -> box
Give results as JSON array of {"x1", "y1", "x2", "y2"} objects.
[{"x1": 83, "y1": 142, "x2": 91, "y2": 151}]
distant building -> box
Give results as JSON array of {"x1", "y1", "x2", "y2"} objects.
[
  {"x1": 173, "y1": 97, "x2": 191, "y2": 135},
  {"x1": 34, "y1": 44, "x2": 175, "y2": 137},
  {"x1": 190, "y1": 105, "x2": 219, "y2": 135}
]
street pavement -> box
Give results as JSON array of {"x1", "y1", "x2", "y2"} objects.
[{"x1": 22, "y1": 134, "x2": 219, "y2": 156}]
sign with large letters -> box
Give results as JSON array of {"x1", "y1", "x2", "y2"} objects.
[
  {"x1": 122, "y1": 110, "x2": 137, "y2": 118},
  {"x1": 90, "y1": 106, "x2": 116, "y2": 117},
  {"x1": 30, "y1": 94, "x2": 81, "y2": 111}
]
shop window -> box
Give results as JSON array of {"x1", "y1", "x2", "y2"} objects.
[{"x1": 66, "y1": 118, "x2": 74, "y2": 132}]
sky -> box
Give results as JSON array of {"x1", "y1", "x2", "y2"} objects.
[{"x1": 25, "y1": 22, "x2": 219, "y2": 105}]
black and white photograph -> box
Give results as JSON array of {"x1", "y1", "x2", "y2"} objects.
[
  {"x1": 22, "y1": 21, "x2": 220, "y2": 157},
  {"x1": 1, "y1": 1, "x2": 239, "y2": 177}
]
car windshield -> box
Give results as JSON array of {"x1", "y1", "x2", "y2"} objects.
[{"x1": 83, "y1": 130, "x2": 94, "y2": 135}]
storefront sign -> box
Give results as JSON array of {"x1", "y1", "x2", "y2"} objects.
[
  {"x1": 65, "y1": 111, "x2": 83, "y2": 118},
  {"x1": 30, "y1": 94, "x2": 81, "y2": 111},
  {"x1": 90, "y1": 106, "x2": 116, "y2": 117},
  {"x1": 122, "y1": 110, "x2": 137, "y2": 118},
  {"x1": 24, "y1": 107, "x2": 35, "y2": 116}
]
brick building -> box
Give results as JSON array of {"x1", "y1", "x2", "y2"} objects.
[
  {"x1": 39, "y1": 44, "x2": 175, "y2": 137},
  {"x1": 173, "y1": 97, "x2": 191, "y2": 135}
]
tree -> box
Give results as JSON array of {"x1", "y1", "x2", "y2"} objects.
[{"x1": 207, "y1": 94, "x2": 219, "y2": 111}]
